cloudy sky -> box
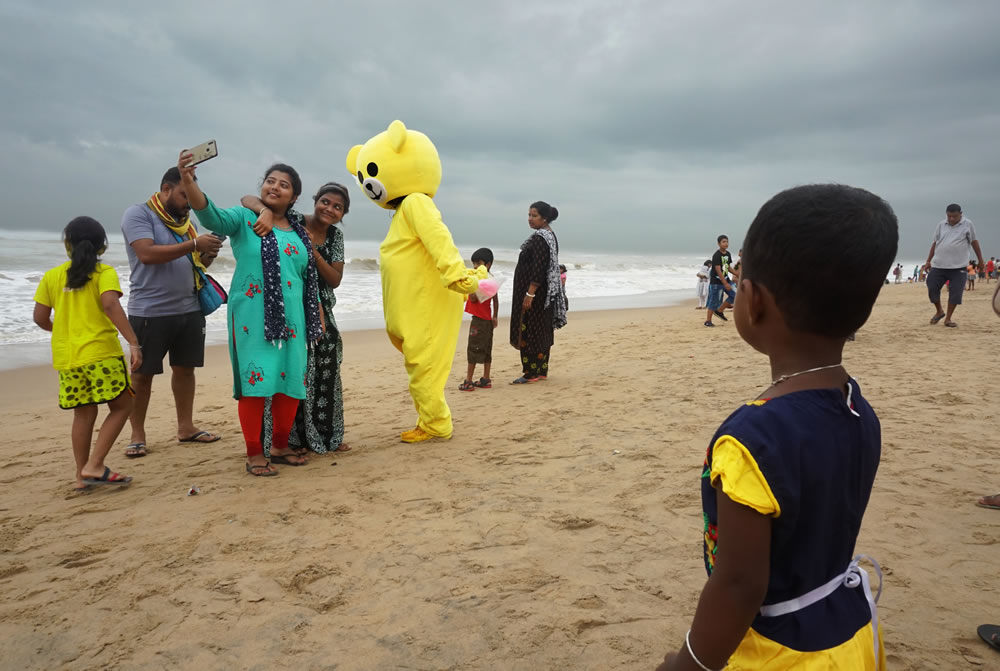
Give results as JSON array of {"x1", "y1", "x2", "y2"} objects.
[{"x1": 1, "y1": 1, "x2": 997, "y2": 259}]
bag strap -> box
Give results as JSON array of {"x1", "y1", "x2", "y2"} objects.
[{"x1": 169, "y1": 230, "x2": 210, "y2": 284}]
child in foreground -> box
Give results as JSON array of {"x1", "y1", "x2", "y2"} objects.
[
  {"x1": 33, "y1": 217, "x2": 142, "y2": 490},
  {"x1": 657, "y1": 184, "x2": 898, "y2": 670},
  {"x1": 459, "y1": 248, "x2": 499, "y2": 391}
]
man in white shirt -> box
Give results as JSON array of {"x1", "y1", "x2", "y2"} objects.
[{"x1": 922, "y1": 203, "x2": 984, "y2": 328}]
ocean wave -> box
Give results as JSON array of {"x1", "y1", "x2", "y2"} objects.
[{"x1": 346, "y1": 258, "x2": 380, "y2": 271}]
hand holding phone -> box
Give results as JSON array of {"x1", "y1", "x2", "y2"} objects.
[{"x1": 183, "y1": 139, "x2": 218, "y2": 167}]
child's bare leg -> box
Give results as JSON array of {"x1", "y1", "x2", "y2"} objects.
[
  {"x1": 465, "y1": 362, "x2": 476, "y2": 383},
  {"x1": 72, "y1": 405, "x2": 100, "y2": 487},
  {"x1": 483, "y1": 362, "x2": 491, "y2": 379},
  {"x1": 82, "y1": 392, "x2": 132, "y2": 480}
]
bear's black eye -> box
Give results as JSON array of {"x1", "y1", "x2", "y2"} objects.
[
  {"x1": 357, "y1": 171, "x2": 363, "y2": 183},
  {"x1": 367, "y1": 162, "x2": 379, "y2": 177}
]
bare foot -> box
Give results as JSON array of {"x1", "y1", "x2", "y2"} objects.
[{"x1": 335, "y1": 443, "x2": 352, "y2": 452}]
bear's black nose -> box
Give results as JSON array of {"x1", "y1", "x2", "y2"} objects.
[{"x1": 366, "y1": 183, "x2": 375, "y2": 192}]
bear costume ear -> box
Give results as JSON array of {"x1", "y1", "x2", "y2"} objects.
[
  {"x1": 387, "y1": 120, "x2": 407, "y2": 153},
  {"x1": 345, "y1": 145, "x2": 362, "y2": 178}
]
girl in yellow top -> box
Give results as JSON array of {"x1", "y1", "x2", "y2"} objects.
[{"x1": 33, "y1": 217, "x2": 142, "y2": 489}]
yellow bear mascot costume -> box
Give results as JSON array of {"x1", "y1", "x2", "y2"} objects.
[{"x1": 346, "y1": 120, "x2": 487, "y2": 443}]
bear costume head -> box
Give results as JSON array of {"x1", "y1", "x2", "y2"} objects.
[{"x1": 345, "y1": 120, "x2": 441, "y2": 210}]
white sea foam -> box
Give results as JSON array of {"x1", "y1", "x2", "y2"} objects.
[{"x1": 0, "y1": 229, "x2": 918, "y2": 370}]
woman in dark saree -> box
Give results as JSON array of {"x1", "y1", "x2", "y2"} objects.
[{"x1": 509, "y1": 200, "x2": 567, "y2": 384}]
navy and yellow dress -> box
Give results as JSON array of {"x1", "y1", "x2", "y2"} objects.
[{"x1": 701, "y1": 380, "x2": 886, "y2": 669}]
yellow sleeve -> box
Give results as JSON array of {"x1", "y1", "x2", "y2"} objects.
[
  {"x1": 710, "y1": 435, "x2": 781, "y2": 517},
  {"x1": 97, "y1": 265, "x2": 122, "y2": 296},
  {"x1": 33, "y1": 268, "x2": 55, "y2": 307},
  {"x1": 401, "y1": 194, "x2": 488, "y2": 294}
]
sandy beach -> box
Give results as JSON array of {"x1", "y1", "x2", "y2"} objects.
[{"x1": 1, "y1": 283, "x2": 998, "y2": 670}]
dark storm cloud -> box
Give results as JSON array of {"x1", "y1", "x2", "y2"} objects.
[{"x1": 0, "y1": 0, "x2": 998, "y2": 258}]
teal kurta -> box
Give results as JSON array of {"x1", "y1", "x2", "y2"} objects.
[{"x1": 194, "y1": 197, "x2": 311, "y2": 400}]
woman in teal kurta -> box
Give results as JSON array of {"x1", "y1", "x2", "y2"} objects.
[{"x1": 179, "y1": 153, "x2": 322, "y2": 476}]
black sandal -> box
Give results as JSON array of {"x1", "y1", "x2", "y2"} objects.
[
  {"x1": 246, "y1": 461, "x2": 278, "y2": 476},
  {"x1": 473, "y1": 377, "x2": 492, "y2": 388},
  {"x1": 459, "y1": 380, "x2": 476, "y2": 391},
  {"x1": 270, "y1": 453, "x2": 308, "y2": 466}
]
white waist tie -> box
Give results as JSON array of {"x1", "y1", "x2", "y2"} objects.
[{"x1": 759, "y1": 554, "x2": 883, "y2": 663}]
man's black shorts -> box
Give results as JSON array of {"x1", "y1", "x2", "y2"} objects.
[{"x1": 128, "y1": 311, "x2": 206, "y2": 375}]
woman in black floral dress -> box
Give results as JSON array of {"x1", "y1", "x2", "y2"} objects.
[{"x1": 509, "y1": 201, "x2": 567, "y2": 383}]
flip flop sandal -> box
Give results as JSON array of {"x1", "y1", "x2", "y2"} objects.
[
  {"x1": 270, "y1": 454, "x2": 308, "y2": 466},
  {"x1": 945, "y1": 321, "x2": 958, "y2": 328},
  {"x1": 510, "y1": 376, "x2": 538, "y2": 384},
  {"x1": 704, "y1": 321, "x2": 715, "y2": 327},
  {"x1": 125, "y1": 443, "x2": 147, "y2": 458},
  {"x1": 977, "y1": 624, "x2": 1000, "y2": 651},
  {"x1": 473, "y1": 377, "x2": 492, "y2": 388},
  {"x1": 178, "y1": 431, "x2": 222, "y2": 443},
  {"x1": 714, "y1": 310, "x2": 728, "y2": 321},
  {"x1": 930, "y1": 313, "x2": 945, "y2": 324},
  {"x1": 246, "y1": 461, "x2": 278, "y2": 477},
  {"x1": 459, "y1": 381, "x2": 476, "y2": 391},
  {"x1": 82, "y1": 467, "x2": 132, "y2": 486},
  {"x1": 976, "y1": 494, "x2": 1000, "y2": 510}
]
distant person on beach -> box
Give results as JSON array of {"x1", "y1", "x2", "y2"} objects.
[
  {"x1": 34, "y1": 217, "x2": 142, "y2": 489},
  {"x1": 913, "y1": 265, "x2": 920, "y2": 281},
  {"x1": 703, "y1": 235, "x2": 735, "y2": 327},
  {"x1": 923, "y1": 203, "x2": 984, "y2": 328},
  {"x1": 179, "y1": 152, "x2": 323, "y2": 476},
  {"x1": 967, "y1": 261, "x2": 976, "y2": 291},
  {"x1": 656, "y1": 184, "x2": 897, "y2": 671},
  {"x1": 459, "y1": 248, "x2": 499, "y2": 391},
  {"x1": 121, "y1": 167, "x2": 224, "y2": 457},
  {"x1": 510, "y1": 201, "x2": 567, "y2": 384},
  {"x1": 695, "y1": 260, "x2": 711, "y2": 309},
  {"x1": 986, "y1": 257, "x2": 995, "y2": 283},
  {"x1": 893, "y1": 264, "x2": 901, "y2": 284},
  {"x1": 243, "y1": 182, "x2": 352, "y2": 455}
]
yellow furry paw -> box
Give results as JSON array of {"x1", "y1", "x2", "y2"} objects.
[{"x1": 400, "y1": 427, "x2": 452, "y2": 443}]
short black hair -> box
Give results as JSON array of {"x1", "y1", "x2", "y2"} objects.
[
  {"x1": 717, "y1": 235, "x2": 728, "y2": 243},
  {"x1": 946, "y1": 203, "x2": 962, "y2": 213},
  {"x1": 742, "y1": 184, "x2": 898, "y2": 338},
  {"x1": 160, "y1": 166, "x2": 195, "y2": 189},
  {"x1": 472, "y1": 247, "x2": 494, "y2": 265}
]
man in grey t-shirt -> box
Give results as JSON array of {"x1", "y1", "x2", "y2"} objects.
[
  {"x1": 922, "y1": 203, "x2": 984, "y2": 328},
  {"x1": 120, "y1": 167, "x2": 224, "y2": 456}
]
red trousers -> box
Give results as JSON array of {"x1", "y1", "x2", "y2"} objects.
[{"x1": 238, "y1": 394, "x2": 298, "y2": 457}]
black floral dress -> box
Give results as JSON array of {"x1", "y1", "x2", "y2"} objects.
[
  {"x1": 510, "y1": 232, "x2": 556, "y2": 376},
  {"x1": 263, "y1": 225, "x2": 345, "y2": 454}
]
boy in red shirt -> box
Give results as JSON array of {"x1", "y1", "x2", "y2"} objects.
[{"x1": 459, "y1": 248, "x2": 499, "y2": 390}]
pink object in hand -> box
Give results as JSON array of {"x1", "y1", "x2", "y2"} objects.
[{"x1": 475, "y1": 278, "x2": 500, "y2": 302}]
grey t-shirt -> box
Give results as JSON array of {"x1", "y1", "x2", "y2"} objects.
[
  {"x1": 931, "y1": 217, "x2": 978, "y2": 270},
  {"x1": 121, "y1": 203, "x2": 200, "y2": 317}
]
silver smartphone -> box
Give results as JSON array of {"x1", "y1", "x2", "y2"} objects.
[{"x1": 184, "y1": 139, "x2": 218, "y2": 167}]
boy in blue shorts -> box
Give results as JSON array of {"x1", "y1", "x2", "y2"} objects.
[
  {"x1": 704, "y1": 235, "x2": 736, "y2": 327},
  {"x1": 658, "y1": 184, "x2": 898, "y2": 670}
]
